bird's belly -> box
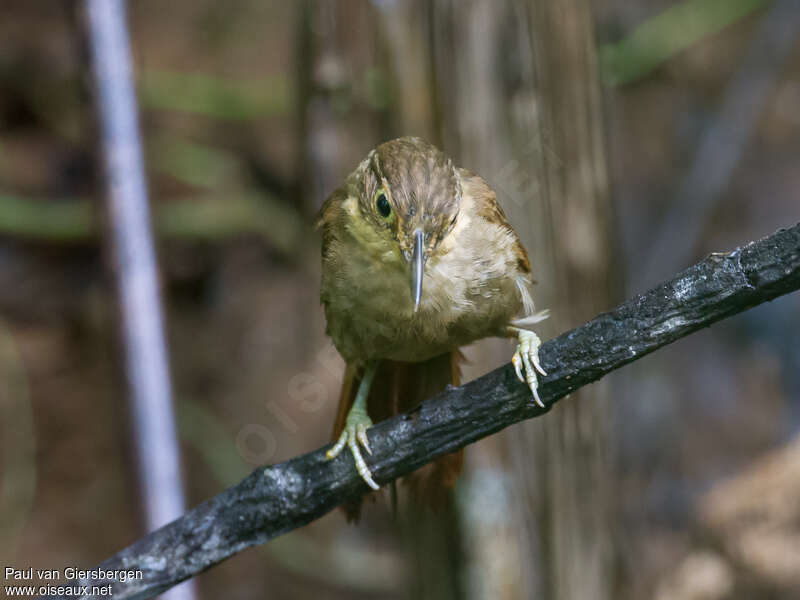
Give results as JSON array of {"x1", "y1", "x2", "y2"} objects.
[{"x1": 324, "y1": 254, "x2": 521, "y2": 363}]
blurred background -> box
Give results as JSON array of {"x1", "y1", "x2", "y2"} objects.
[{"x1": 1, "y1": 0, "x2": 799, "y2": 599}]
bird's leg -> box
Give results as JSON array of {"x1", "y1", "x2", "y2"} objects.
[
  {"x1": 508, "y1": 326, "x2": 547, "y2": 408},
  {"x1": 326, "y1": 360, "x2": 380, "y2": 490}
]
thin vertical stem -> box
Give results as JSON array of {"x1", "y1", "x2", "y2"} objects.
[{"x1": 83, "y1": 1, "x2": 195, "y2": 598}]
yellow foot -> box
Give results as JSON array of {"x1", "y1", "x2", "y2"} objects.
[
  {"x1": 326, "y1": 411, "x2": 379, "y2": 490},
  {"x1": 511, "y1": 328, "x2": 547, "y2": 407}
]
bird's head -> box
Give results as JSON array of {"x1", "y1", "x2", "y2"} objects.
[{"x1": 346, "y1": 137, "x2": 460, "y2": 312}]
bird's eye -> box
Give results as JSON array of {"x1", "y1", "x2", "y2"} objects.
[{"x1": 375, "y1": 190, "x2": 391, "y2": 218}]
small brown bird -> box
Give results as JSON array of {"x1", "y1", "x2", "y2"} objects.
[{"x1": 318, "y1": 137, "x2": 546, "y2": 516}]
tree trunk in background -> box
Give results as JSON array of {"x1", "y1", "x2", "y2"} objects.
[
  {"x1": 519, "y1": 3, "x2": 615, "y2": 598},
  {"x1": 429, "y1": 1, "x2": 616, "y2": 598}
]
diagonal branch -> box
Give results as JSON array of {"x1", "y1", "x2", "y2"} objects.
[{"x1": 40, "y1": 223, "x2": 800, "y2": 600}]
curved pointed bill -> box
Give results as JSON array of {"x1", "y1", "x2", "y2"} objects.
[{"x1": 411, "y1": 228, "x2": 424, "y2": 312}]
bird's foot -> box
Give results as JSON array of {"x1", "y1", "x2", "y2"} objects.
[
  {"x1": 511, "y1": 328, "x2": 547, "y2": 407},
  {"x1": 326, "y1": 409, "x2": 380, "y2": 490}
]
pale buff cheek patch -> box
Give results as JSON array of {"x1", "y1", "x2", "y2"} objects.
[{"x1": 344, "y1": 196, "x2": 358, "y2": 217}]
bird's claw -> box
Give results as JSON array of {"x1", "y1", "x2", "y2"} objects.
[
  {"x1": 326, "y1": 411, "x2": 380, "y2": 490},
  {"x1": 512, "y1": 329, "x2": 547, "y2": 408}
]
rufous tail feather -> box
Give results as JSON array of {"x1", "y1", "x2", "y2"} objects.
[{"x1": 332, "y1": 351, "x2": 465, "y2": 522}]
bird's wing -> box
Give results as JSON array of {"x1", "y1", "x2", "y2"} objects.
[{"x1": 458, "y1": 168, "x2": 532, "y2": 276}]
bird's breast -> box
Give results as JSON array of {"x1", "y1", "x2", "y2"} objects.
[{"x1": 322, "y1": 228, "x2": 524, "y2": 363}]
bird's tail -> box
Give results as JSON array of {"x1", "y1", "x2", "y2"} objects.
[{"x1": 333, "y1": 351, "x2": 465, "y2": 522}]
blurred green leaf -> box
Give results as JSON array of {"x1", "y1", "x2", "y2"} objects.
[
  {"x1": 600, "y1": 0, "x2": 768, "y2": 86},
  {"x1": 157, "y1": 192, "x2": 306, "y2": 255},
  {"x1": 0, "y1": 196, "x2": 93, "y2": 241},
  {"x1": 139, "y1": 69, "x2": 292, "y2": 119},
  {"x1": 0, "y1": 192, "x2": 308, "y2": 255},
  {"x1": 150, "y1": 136, "x2": 241, "y2": 189}
]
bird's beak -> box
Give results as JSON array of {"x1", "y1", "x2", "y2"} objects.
[{"x1": 411, "y1": 228, "x2": 424, "y2": 313}]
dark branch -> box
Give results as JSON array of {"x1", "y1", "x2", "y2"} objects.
[{"x1": 40, "y1": 224, "x2": 800, "y2": 600}]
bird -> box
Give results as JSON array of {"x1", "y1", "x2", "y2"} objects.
[{"x1": 317, "y1": 136, "x2": 547, "y2": 519}]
